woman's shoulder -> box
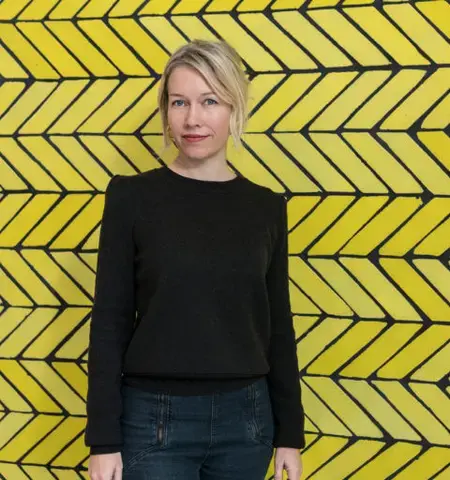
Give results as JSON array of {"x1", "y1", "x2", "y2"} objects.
[
  {"x1": 107, "y1": 168, "x2": 164, "y2": 193},
  {"x1": 242, "y1": 177, "x2": 285, "y2": 208}
]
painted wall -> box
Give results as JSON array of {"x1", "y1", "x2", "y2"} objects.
[{"x1": 0, "y1": 0, "x2": 449, "y2": 478}]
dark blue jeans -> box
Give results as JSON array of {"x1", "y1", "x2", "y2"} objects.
[{"x1": 120, "y1": 376, "x2": 274, "y2": 479}]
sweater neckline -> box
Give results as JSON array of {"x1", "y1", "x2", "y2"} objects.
[{"x1": 161, "y1": 164, "x2": 245, "y2": 191}]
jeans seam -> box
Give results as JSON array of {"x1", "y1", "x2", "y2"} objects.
[
  {"x1": 252, "y1": 380, "x2": 274, "y2": 449},
  {"x1": 201, "y1": 394, "x2": 215, "y2": 464},
  {"x1": 250, "y1": 383, "x2": 260, "y2": 440}
]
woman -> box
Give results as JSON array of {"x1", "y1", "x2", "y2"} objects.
[{"x1": 85, "y1": 39, "x2": 305, "y2": 480}]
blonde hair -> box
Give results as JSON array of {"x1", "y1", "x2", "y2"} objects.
[{"x1": 157, "y1": 39, "x2": 249, "y2": 150}]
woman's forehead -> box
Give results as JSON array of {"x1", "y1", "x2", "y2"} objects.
[{"x1": 168, "y1": 68, "x2": 216, "y2": 97}]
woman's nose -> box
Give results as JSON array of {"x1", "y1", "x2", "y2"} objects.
[{"x1": 185, "y1": 105, "x2": 201, "y2": 126}]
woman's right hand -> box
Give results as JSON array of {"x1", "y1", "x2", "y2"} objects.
[{"x1": 88, "y1": 452, "x2": 123, "y2": 480}]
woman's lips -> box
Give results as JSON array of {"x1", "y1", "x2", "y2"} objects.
[{"x1": 182, "y1": 135, "x2": 208, "y2": 143}]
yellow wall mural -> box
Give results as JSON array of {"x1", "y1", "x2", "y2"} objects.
[{"x1": 0, "y1": 0, "x2": 449, "y2": 478}]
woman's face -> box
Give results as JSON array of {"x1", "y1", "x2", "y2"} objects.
[{"x1": 166, "y1": 66, "x2": 232, "y2": 161}]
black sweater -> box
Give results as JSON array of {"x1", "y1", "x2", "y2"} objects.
[{"x1": 84, "y1": 165, "x2": 305, "y2": 455}]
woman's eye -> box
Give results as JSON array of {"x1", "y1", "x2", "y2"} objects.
[
  {"x1": 205, "y1": 98, "x2": 217, "y2": 105},
  {"x1": 172, "y1": 100, "x2": 184, "y2": 107}
]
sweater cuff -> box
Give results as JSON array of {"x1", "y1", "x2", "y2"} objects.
[
  {"x1": 273, "y1": 408, "x2": 306, "y2": 450},
  {"x1": 273, "y1": 428, "x2": 306, "y2": 450},
  {"x1": 90, "y1": 445, "x2": 122, "y2": 455}
]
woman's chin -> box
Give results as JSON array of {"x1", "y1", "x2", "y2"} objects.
[{"x1": 180, "y1": 147, "x2": 219, "y2": 160}]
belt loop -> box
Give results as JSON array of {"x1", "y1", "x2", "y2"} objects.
[
  {"x1": 157, "y1": 392, "x2": 170, "y2": 446},
  {"x1": 250, "y1": 381, "x2": 259, "y2": 437},
  {"x1": 248, "y1": 381, "x2": 255, "y2": 403}
]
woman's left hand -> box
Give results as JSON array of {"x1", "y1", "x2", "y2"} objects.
[{"x1": 274, "y1": 447, "x2": 303, "y2": 480}]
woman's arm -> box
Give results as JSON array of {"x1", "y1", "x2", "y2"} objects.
[
  {"x1": 84, "y1": 174, "x2": 136, "y2": 452},
  {"x1": 266, "y1": 193, "x2": 305, "y2": 449}
]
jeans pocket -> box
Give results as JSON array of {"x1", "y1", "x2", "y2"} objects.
[
  {"x1": 247, "y1": 378, "x2": 274, "y2": 449},
  {"x1": 120, "y1": 385, "x2": 170, "y2": 472}
]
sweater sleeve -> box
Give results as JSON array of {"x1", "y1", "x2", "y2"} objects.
[
  {"x1": 266, "y1": 193, "x2": 305, "y2": 449},
  {"x1": 84, "y1": 174, "x2": 136, "y2": 453}
]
